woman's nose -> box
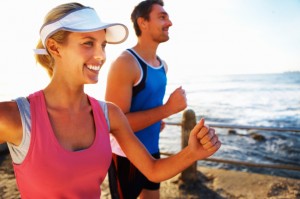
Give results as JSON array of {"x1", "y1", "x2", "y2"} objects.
[{"x1": 94, "y1": 48, "x2": 106, "y2": 62}]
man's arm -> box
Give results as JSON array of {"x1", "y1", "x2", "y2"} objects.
[
  {"x1": 105, "y1": 51, "x2": 187, "y2": 132},
  {"x1": 107, "y1": 102, "x2": 221, "y2": 182}
]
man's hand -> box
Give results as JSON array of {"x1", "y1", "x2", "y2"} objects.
[{"x1": 165, "y1": 86, "x2": 187, "y2": 115}]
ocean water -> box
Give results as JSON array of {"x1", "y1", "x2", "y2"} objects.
[
  {"x1": 0, "y1": 71, "x2": 299, "y2": 179},
  {"x1": 160, "y1": 72, "x2": 300, "y2": 179}
]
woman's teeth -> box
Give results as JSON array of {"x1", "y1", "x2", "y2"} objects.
[{"x1": 86, "y1": 65, "x2": 101, "y2": 71}]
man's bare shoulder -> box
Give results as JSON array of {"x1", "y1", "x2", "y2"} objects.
[
  {"x1": 109, "y1": 50, "x2": 140, "y2": 78},
  {"x1": 111, "y1": 50, "x2": 138, "y2": 68}
]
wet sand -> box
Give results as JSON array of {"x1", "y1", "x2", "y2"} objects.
[{"x1": 1, "y1": 151, "x2": 300, "y2": 199}]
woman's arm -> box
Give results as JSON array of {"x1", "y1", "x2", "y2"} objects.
[
  {"x1": 0, "y1": 101, "x2": 23, "y2": 145},
  {"x1": 108, "y1": 102, "x2": 221, "y2": 182}
]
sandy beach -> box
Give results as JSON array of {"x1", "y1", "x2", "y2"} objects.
[{"x1": 1, "y1": 150, "x2": 299, "y2": 199}]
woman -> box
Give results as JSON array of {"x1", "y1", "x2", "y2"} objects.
[{"x1": 0, "y1": 2, "x2": 221, "y2": 198}]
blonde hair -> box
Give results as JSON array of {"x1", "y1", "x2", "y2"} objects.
[{"x1": 35, "y1": 2, "x2": 86, "y2": 77}]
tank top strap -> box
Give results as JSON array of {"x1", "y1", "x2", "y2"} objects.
[
  {"x1": 87, "y1": 96, "x2": 109, "y2": 133},
  {"x1": 126, "y1": 49, "x2": 147, "y2": 97}
]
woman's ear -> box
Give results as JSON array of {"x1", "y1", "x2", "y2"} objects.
[{"x1": 46, "y1": 38, "x2": 60, "y2": 56}]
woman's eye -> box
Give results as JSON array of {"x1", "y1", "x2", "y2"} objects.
[
  {"x1": 84, "y1": 41, "x2": 94, "y2": 47},
  {"x1": 102, "y1": 43, "x2": 106, "y2": 49}
]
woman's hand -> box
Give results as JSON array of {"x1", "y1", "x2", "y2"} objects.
[{"x1": 188, "y1": 118, "x2": 221, "y2": 160}]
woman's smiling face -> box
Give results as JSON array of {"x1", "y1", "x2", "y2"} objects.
[{"x1": 56, "y1": 29, "x2": 107, "y2": 84}]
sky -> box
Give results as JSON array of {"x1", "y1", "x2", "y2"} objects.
[{"x1": 0, "y1": 0, "x2": 300, "y2": 99}]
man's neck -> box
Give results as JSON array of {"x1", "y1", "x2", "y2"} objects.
[{"x1": 133, "y1": 41, "x2": 159, "y2": 65}]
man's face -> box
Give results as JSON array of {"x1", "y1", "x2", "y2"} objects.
[{"x1": 146, "y1": 4, "x2": 173, "y2": 43}]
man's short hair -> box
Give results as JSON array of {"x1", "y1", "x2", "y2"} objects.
[{"x1": 131, "y1": 0, "x2": 164, "y2": 36}]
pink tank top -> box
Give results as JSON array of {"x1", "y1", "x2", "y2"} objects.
[{"x1": 13, "y1": 91, "x2": 111, "y2": 199}]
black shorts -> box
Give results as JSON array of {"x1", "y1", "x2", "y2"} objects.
[{"x1": 108, "y1": 152, "x2": 161, "y2": 199}]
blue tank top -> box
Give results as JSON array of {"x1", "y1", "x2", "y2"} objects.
[{"x1": 127, "y1": 49, "x2": 167, "y2": 154}]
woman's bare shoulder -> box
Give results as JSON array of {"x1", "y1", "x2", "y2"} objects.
[
  {"x1": 105, "y1": 102, "x2": 124, "y2": 118},
  {"x1": 0, "y1": 101, "x2": 20, "y2": 122},
  {"x1": 105, "y1": 102, "x2": 129, "y2": 132},
  {"x1": 0, "y1": 101, "x2": 22, "y2": 144}
]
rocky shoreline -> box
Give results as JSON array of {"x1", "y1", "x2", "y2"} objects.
[{"x1": 1, "y1": 151, "x2": 300, "y2": 199}]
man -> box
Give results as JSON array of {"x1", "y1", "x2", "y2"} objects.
[{"x1": 106, "y1": 0, "x2": 187, "y2": 198}]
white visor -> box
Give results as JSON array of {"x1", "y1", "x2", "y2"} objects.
[{"x1": 34, "y1": 7, "x2": 128, "y2": 55}]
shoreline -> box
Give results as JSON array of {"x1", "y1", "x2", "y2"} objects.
[
  {"x1": 1, "y1": 152, "x2": 299, "y2": 199},
  {"x1": 101, "y1": 167, "x2": 300, "y2": 199}
]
